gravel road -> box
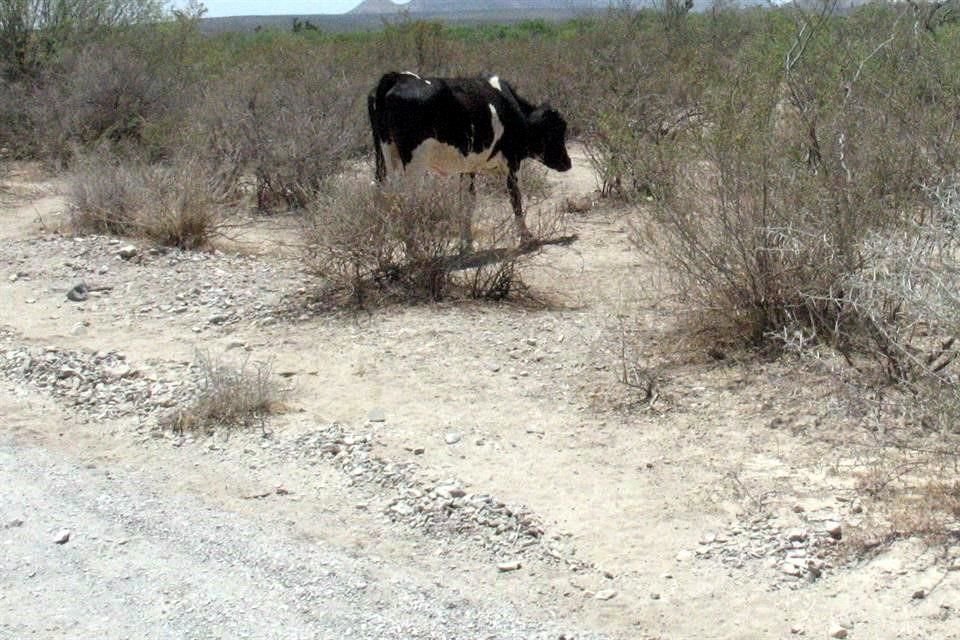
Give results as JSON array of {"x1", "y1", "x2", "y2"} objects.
[{"x1": 0, "y1": 436, "x2": 608, "y2": 640}]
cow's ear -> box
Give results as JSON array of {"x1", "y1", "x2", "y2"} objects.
[{"x1": 530, "y1": 105, "x2": 565, "y2": 134}]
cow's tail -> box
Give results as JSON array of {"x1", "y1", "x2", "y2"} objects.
[{"x1": 369, "y1": 72, "x2": 402, "y2": 183}]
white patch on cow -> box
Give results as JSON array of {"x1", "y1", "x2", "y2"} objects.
[
  {"x1": 401, "y1": 70, "x2": 431, "y2": 85},
  {"x1": 393, "y1": 102, "x2": 507, "y2": 178},
  {"x1": 382, "y1": 141, "x2": 405, "y2": 174},
  {"x1": 488, "y1": 76, "x2": 502, "y2": 92}
]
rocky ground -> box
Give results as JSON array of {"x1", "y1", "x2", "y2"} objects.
[{"x1": 2, "y1": 155, "x2": 960, "y2": 639}]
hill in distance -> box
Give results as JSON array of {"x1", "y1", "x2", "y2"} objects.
[
  {"x1": 201, "y1": 0, "x2": 623, "y2": 34},
  {"x1": 349, "y1": 0, "x2": 609, "y2": 14},
  {"x1": 202, "y1": 0, "x2": 861, "y2": 35}
]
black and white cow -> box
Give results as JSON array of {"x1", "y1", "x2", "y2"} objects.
[{"x1": 367, "y1": 71, "x2": 572, "y2": 244}]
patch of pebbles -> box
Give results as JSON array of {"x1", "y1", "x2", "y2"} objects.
[
  {"x1": 694, "y1": 512, "x2": 844, "y2": 585},
  {"x1": 4, "y1": 233, "x2": 309, "y2": 328},
  {"x1": 284, "y1": 423, "x2": 582, "y2": 566},
  {"x1": 0, "y1": 327, "x2": 205, "y2": 421}
]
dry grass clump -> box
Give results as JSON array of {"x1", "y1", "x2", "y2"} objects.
[
  {"x1": 164, "y1": 351, "x2": 287, "y2": 432},
  {"x1": 843, "y1": 464, "x2": 960, "y2": 555},
  {"x1": 68, "y1": 151, "x2": 221, "y2": 249},
  {"x1": 303, "y1": 174, "x2": 557, "y2": 305}
]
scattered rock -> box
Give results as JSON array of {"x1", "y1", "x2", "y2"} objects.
[
  {"x1": 594, "y1": 589, "x2": 617, "y2": 601},
  {"x1": 57, "y1": 366, "x2": 80, "y2": 379},
  {"x1": 825, "y1": 521, "x2": 842, "y2": 540},
  {"x1": 102, "y1": 364, "x2": 134, "y2": 380},
  {"x1": 444, "y1": 432, "x2": 462, "y2": 445},
  {"x1": 53, "y1": 529, "x2": 71, "y2": 544},
  {"x1": 66, "y1": 283, "x2": 89, "y2": 302},
  {"x1": 564, "y1": 194, "x2": 594, "y2": 214},
  {"x1": 390, "y1": 502, "x2": 414, "y2": 516},
  {"x1": 912, "y1": 589, "x2": 927, "y2": 600},
  {"x1": 787, "y1": 528, "x2": 808, "y2": 543},
  {"x1": 649, "y1": 592, "x2": 660, "y2": 600},
  {"x1": 117, "y1": 245, "x2": 138, "y2": 260},
  {"x1": 367, "y1": 408, "x2": 386, "y2": 423},
  {"x1": 435, "y1": 483, "x2": 466, "y2": 499},
  {"x1": 4, "y1": 518, "x2": 24, "y2": 528},
  {"x1": 829, "y1": 624, "x2": 848, "y2": 638},
  {"x1": 497, "y1": 561, "x2": 522, "y2": 572}
]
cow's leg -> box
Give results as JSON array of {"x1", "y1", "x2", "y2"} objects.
[
  {"x1": 458, "y1": 173, "x2": 476, "y2": 254},
  {"x1": 507, "y1": 170, "x2": 532, "y2": 245}
]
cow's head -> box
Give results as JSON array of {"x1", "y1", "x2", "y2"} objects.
[{"x1": 528, "y1": 104, "x2": 572, "y2": 172}]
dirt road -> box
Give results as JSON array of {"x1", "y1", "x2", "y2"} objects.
[{"x1": 0, "y1": 413, "x2": 605, "y2": 639}]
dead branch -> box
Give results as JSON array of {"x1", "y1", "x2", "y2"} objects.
[{"x1": 440, "y1": 234, "x2": 579, "y2": 272}]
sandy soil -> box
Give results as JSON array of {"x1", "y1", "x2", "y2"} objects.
[{"x1": 2, "y1": 150, "x2": 959, "y2": 639}]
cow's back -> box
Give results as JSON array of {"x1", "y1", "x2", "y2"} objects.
[{"x1": 371, "y1": 72, "x2": 533, "y2": 177}]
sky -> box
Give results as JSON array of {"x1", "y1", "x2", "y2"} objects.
[{"x1": 198, "y1": 0, "x2": 393, "y2": 16}]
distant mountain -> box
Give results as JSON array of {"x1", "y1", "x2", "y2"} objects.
[
  {"x1": 201, "y1": 0, "x2": 866, "y2": 35},
  {"x1": 202, "y1": 1, "x2": 618, "y2": 33},
  {"x1": 350, "y1": 0, "x2": 609, "y2": 14},
  {"x1": 350, "y1": 0, "x2": 406, "y2": 13}
]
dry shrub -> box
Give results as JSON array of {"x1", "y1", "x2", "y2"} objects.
[
  {"x1": 164, "y1": 351, "x2": 286, "y2": 432},
  {"x1": 30, "y1": 42, "x2": 175, "y2": 166},
  {"x1": 574, "y1": 11, "x2": 712, "y2": 201},
  {"x1": 187, "y1": 51, "x2": 366, "y2": 212},
  {"x1": 846, "y1": 181, "x2": 960, "y2": 385},
  {"x1": 376, "y1": 18, "x2": 453, "y2": 75},
  {"x1": 0, "y1": 79, "x2": 32, "y2": 158},
  {"x1": 638, "y1": 103, "x2": 859, "y2": 349},
  {"x1": 303, "y1": 175, "x2": 547, "y2": 305},
  {"x1": 69, "y1": 150, "x2": 220, "y2": 249},
  {"x1": 835, "y1": 178, "x2": 960, "y2": 444},
  {"x1": 637, "y1": 5, "x2": 958, "y2": 355},
  {"x1": 843, "y1": 463, "x2": 960, "y2": 553}
]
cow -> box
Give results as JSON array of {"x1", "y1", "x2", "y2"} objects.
[{"x1": 367, "y1": 71, "x2": 572, "y2": 246}]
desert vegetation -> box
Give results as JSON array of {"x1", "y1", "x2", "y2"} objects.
[
  {"x1": 161, "y1": 350, "x2": 287, "y2": 432},
  {"x1": 2, "y1": 0, "x2": 959, "y2": 546}
]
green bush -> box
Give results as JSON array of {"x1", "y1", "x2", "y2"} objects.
[{"x1": 635, "y1": 4, "x2": 960, "y2": 354}]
